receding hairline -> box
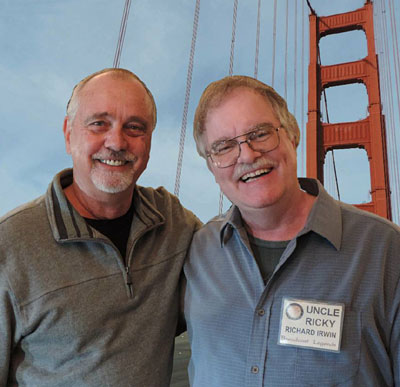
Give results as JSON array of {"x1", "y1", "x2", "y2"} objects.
[{"x1": 66, "y1": 68, "x2": 157, "y2": 128}]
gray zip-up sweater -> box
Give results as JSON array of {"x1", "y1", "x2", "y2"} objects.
[{"x1": 0, "y1": 169, "x2": 201, "y2": 386}]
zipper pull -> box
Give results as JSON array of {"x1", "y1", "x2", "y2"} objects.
[{"x1": 125, "y1": 266, "x2": 133, "y2": 298}]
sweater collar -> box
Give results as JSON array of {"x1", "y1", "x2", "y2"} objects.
[{"x1": 46, "y1": 169, "x2": 164, "y2": 242}]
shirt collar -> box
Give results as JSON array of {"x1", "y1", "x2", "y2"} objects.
[
  {"x1": 298, "y1": 178, "x2": 342, "y2": 250},
  {"x1": 219, "y1": 205, "x2": 245, "y2": 247},
  {"x1": 219, "y1": 178, "x2": 342, "y2": 250}
]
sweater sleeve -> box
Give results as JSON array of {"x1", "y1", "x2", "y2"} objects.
[{"x1": 0, "y1": 270, "x2": 19, "y2": 385}]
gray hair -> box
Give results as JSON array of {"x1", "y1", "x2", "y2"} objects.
[{"x1": 193, "y1": 75, "x2": 300, "y2": 158}]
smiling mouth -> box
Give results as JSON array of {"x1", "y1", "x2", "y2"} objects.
[
  {"x1": 240, "y1": 168, "x2": 272, "y2": 183},
  {"x1": 97, "y1": 159, "x2": 130, "y2": 167}
]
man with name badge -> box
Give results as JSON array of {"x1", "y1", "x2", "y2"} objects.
[
  {"x1": 0, "y1": 68, "x2": 201, "y2": 386},
  {"x1": 184, "y1": 75, "x2": 400, "y2": 386}
]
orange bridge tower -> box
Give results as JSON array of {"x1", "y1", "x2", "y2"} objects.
[{"x1": 306, "y1": 1, "x2": 392, "y2": 219}]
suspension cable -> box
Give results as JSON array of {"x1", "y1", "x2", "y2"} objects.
[
  {"x1": 377, "y1": 0, "x2": 400, "y2": 222},
  {"x1": 113, "y1": 0, "x2": 132, "y2": 68},
  {"x1": 293, "y1": 0, "x2": 298, "y2": 117},
  {"x1": 254, "y1": 0, "x2": 262, "y2": 79},
  {"x1": 229, "y1": 0, "x2": 239, "y2": 76},
  {"x1": 387, "y1": 0, "x2": 400, "y2": 222},
  {"x1": 305, "y1": 0, "x2": 316, "y2": 16},
  {"x1": 376, "y1": 0, "x2": 394, "y2": 212},
  {"x1": 219, "y1": 0, "x2": 239, "y2": 215},
  {"x1": 388, "y1": 0, "x2": 400, "y2": 128},
  {"x1": 284, "y1": 0, "x2": 289, "y2": 100},
  {"x1": 174, "y1": 0, "x2": 201, "y2": 197},
  {"x1": 301, "y1": 0, "x2": 305, "y2": 176},
  {"x1": 382, "y1": 0, "x2": 399, "y2": 218},
  {"x1": 271, "y1": 0, "x2": 277, "y2": 87}
]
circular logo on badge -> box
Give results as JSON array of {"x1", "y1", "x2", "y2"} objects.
[{"x1": 285, "y1": 303, "x2": 303, "y2": 320}]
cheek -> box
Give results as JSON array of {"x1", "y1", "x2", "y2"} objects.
[
  {"x1": 70, "y1": 131, "x2": 101, "y2": 156},
  {"x1": 130, "y1": 136, "x2": 152, "y2": 156},
  {"x1": 212, "y1": 168, "x2": 234, "y2": 187}
]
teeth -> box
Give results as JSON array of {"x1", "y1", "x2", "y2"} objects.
[
  {"x1": 100, "y1": 159, "x2": 126, "y2": 166},
  {"x1": 241, "y1": 168, "x2": 271, "y2": 182}
]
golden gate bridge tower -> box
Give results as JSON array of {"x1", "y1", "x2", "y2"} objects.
[{"x1": 306, "y1": 0, "x2": 392, "y2": 220}]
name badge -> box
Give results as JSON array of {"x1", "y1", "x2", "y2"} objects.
[{"x1": 278, "y1": 298, "x2": 344, "y2": 352}]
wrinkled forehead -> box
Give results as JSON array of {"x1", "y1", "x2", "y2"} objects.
[
  {"x1": 205, "y1": 86, "x2": 278, "y2": 124},
  {"x1": 206, "y1": 87, "x2": 278, "y2": 126},
  {"x1": 77, "y1": 75, "x2": 155, "y2": 122}
]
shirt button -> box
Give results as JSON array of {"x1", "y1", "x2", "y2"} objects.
[
  {"x1": 251, "y1": 366, "x2": 259, "y2": 374},
  {"x1": 257, "y1": 309, "x2": 265, "y2": 316}
]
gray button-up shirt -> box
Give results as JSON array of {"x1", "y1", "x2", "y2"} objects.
[{"x1": 184, "y1": 178, "x2": 400, "y2": 387}]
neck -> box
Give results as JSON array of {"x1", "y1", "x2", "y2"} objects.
[
  {"x1": 241, "y1": 189, "x2": 316, "y2": 241},
  {"x1": 64, "y1": 182, "x2": 134, "y2": 220}
]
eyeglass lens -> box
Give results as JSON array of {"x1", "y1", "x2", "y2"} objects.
[{"x1": 210, "y1": 125, "x2": 279, "y2": 168}]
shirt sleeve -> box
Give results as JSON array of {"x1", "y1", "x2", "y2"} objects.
[{"x1": 391, "y1": 281, "x2": 400, "y2": 386}]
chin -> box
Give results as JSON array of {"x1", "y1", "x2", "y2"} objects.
[
  {"x1": 95, "y1": 184, "x2": 130, "y2": 194},
  {"x1": 91, "y1": 171, "x2": 134, "y2": 194}
]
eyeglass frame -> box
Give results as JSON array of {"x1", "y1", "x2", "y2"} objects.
[{"x1": 206, "y1": 125, "x2": 281, "y2": 168}]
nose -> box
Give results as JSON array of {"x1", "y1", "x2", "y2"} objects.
[
  {"x1": 236, "y1": 140, "x2": 261, "y2": 164},
  {"x1": 104, "y1": 127, "x2": 128, "y2": 152}
]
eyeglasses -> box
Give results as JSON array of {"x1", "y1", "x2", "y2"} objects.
[{"x1": 206, "y1": 124, "x2": 281, "y2": 168}]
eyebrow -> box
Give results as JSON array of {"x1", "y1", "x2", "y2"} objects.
[
  {"x1": 84, "y1": 112, "x2": 149, "y2": 128},
  {"x1": 213, "y1": 122, "x2": 275, "y2": 143},
  {"x1": 84, "y1": 112, "x2": 111, "y2": 126}
]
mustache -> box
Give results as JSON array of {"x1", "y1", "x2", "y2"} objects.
[
  {"x1": 92, "y1": 150, "x2": 137, "y2": 162},
  {"x1": 233, "y1": 157, "x2": 277, "y2": 180}
]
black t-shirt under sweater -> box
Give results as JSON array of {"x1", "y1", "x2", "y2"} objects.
[{"x1": 84, "y1": 204, "x2": 134, "y2": 262}]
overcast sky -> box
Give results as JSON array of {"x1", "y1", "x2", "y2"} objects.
[{"x1": 1, "y1": 0, "x2": 399, "y2": 223}]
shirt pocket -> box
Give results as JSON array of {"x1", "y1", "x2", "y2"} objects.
[{"x1": 292, "y1": 310, "x2": 361, "y2": 386}]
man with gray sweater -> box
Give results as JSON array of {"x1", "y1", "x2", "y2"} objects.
[{"x1": 0, "y1": 68, "x2": 200, "y2": 386}]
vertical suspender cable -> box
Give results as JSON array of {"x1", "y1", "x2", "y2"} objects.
[
  {"x1": 388, "y1": 0, "x2": 400, "y2": 222},
  {"x1": 113, "y1": 0, "x2": 132, "y2": 68},
  {"x1": 375, "y1": 0, "x2": 392, "y2": 218},
  {"x1": 229, "y1": 0, "x2": 239, "y2": 76},
  {"x1": 375, "y1": 0, "x2": 394, "y2": 210},
  {"x1": 271, "y1": 0, "x2": 277, "y2": 87},
  {"x1": 293, "y1": 0, "x2": 298, "y2": 116},
  {"x1": 379, "y1": 0, "x2": 400, "y2": 222},
  {"x1": 301, "y1": 0, "x2": 305, "y2": 176},
  {"x1": 388, "y1": 0, "x2": 400, "y2": 128},
  {"x1": 219, "y1": 0, "x2": 239, "y2": 215},
  {"x1": 382, "y1": 1, "x2": 399, "y2": 220},
  {"x1": 284, "y1": 0, "x2": 289, "y2": 100},
  {"x1": 174, "y1": 0, "x2": 201, "y2": 197},
  {"x1": 254, "y1": 0, "x2": 262, "y2": 79}
]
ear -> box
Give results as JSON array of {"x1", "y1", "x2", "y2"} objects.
[
  {"x1": 284, "y1": 128, "x2": 297, "y2": 150},
  {"x1": 290, "y1": 136, "x2": 296, "y2": 149},
  {"x1": 205, "y1": 158, "x2": 220, "y2": 184},
  {"x1": 206, "y1": 157, "x2": 215, "y2": 173},
  {"x1": 63, "y1": 116, "x2": 72, "y2": 155}
]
